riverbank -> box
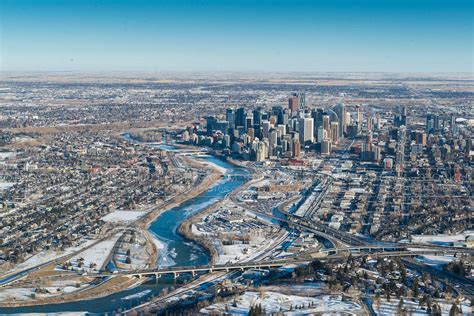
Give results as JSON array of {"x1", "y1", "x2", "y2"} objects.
[
  {"x1": 177, "y1": 171, "x2": 262, "y2": 266},
  {"x1": 137, "y1": 163, "x2": 224, "y2": 267},
  {"x1": 0, "y1": 154, "x2": 226, "y2": 309},
  {"x1": 177, "y1": 200, "x2": 224, "y2": 264}
]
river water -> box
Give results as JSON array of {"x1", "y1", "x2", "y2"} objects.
[{"x1": 0, "y1": 143, "x2": 248, "y2": 315}]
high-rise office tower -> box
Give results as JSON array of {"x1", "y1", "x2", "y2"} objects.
[
  {"x1": 450, "y1": 114, "x2": 456, "y2": 133},
  {"x1": 282, "y1": 109, "x2": 290, "y2": 125},
  {"x1": 269, "y1": 129, "x2": 278, "y2": 149},
  {"x1": 395, "y1": 106, "x2": 408, "y2": 127},
  {"x1": 262, "y1": 120, "x2": 271, "y2": 139},
  {"x1": 253, "y1": 107, "x2": 263, "y2": 126},
  {"x1": 288, "y1": 117, "x2": 298, "y2": 133},
  {"x1": 292, "y1": 139, "x2": 301, "y2": 158},
  {"x1": 206, "y1": 116, "x2": 217, "y2": 135},
  {"x1": 245, "y1": 117, "x2": 253, "y2": 131},
  {"x1": 334, "y1": 103, "x2": 346, "y2": 139},
  {"x1": 288, "y1": 96, "x2": 299, "y2": 113},
  {"x1": 283, "y1": 134, "x2": 292, "y2": 150},
  {"x1": 321, "y1": 139, "x2": 331, "y2": 155},
  {"x1": 277, "y1": 124, "x2": 286, "y2": 138},
  {"x1": 272, "y1": 106, "x2": 284, "y2": 125},
  {"x1": 247, "y1": 127, "x2": 255, "y2": 139},
  {"x1": 317, "y1": 126, "x2": 326, "y2": 143},
  {"x1": 356, "y1": 105, "x2": 363, "y2": 131},
  {"x1": 322, "y1": 114, "x2": 330, "y2": 134},
  {"x1": 347, "y1": 124, "x2": 358, "y2": 138},
  {"x1": 223, "y1": 134, "x2": 231, "y2": 147},
  {"x1": 297, "y1": 92, "x2": 305, "y2": 110},
  {"x1": 312, "y1": 108, "x2": 324, "y2": 138},
  {"x1": 345, "y1": 112, "x2": 351, "y2": 128},
  {"x1": 226, "y1": 108, "x2": 235, "y2": 129},
  {"x1": 255, "y1": 141, "x2": 266, "y2": 162},
  {"x1": 401, "y1": 106, "x2": 407, "y2": 125},
  {"x1": 426, "y1": 114, "x2": 440, "y2": 133},
  {"x1": 215, "y1": 120, "x2": 229, "y2": 134},
  {"x1": 366, "y1": 116, "x2": 373, "y2": 132},
  {"x1": 374, "y1": 114, "x2": 381, "y2": 130},
  {"x1": 330, "y1": 121, "x2": 339, "y2": 143},
  {"x1": 281, "y1": 139, "x2": 289, "y2": 153},
  {"x1": 235, "y1": 107, "x2": 246, "y2": 129},
  {"x1": 299, "y1": 117, "x2": 314, "y2": 144},
  {"x1": 373, "y1": 145, "x2": 381, "y2": 162}
]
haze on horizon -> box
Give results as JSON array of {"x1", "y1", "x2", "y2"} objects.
[{"x1": 0, "y1": 0, "x2": 473, "y2": 73}]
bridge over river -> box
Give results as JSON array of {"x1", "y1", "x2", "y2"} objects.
[{"x1": 89, "y1": 246, "x2": 473, "y2": 279}]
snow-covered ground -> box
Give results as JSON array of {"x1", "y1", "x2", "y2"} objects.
[
  {"x1": 66, "y1": 235, "x2": 120, "y2": 271},
  {"x1": 414, "y1": 254, "x2": 456, "y2": 267},
  {"x1": 374, "y1": 297, "x2": 471, "y2": 315},
  {"x1": 149, "y1": 231, "x2": 176, "y2": 268},
  {"x1": 200, "y1": 291, "x2": 364, "y2": 315},
  {"x1": 215, "y1": 243, "x2": 255, "y2": 264},
  {"x1": 0, "y1": 152, "x2": 15, "y2": 160},
  {"x1": 115, "y1": 233, "x2": 150, "y2": 270},
  {"x1": 150, "y1": 232, "x2": 165, "y2": 252},
  {"x1": 214, "y1": 232, "x2": 288, "y2": 265},
  {"x1": 2, "y1": 238, "x2": 96, "y2": 275},
  {"x1": 0, "y1": 288, "x2": 34, "y2": 301},
  {"x1": 411, "y1": 231, "x2": 473, "y2": 245},
  {"x1": 0, "y1": 282, "x2": 89, "y2": 303},
  {"x1": 194, "y1": 156, "x2": 227, "y2": 174},
  {"x1": 101, "y1": 210, "x2": 146, "y2": 222},
  {"x1": 0, "y1": 182, "x2": 14, "y2": 190},
  {"x1": 122, "y1": 289, "x2": 152, "y2": 301}
]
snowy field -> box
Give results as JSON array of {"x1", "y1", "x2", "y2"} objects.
[
  {"x1": 0, "y1": 152, "x2": 15, "y2": 160},
  {"x1": 411, "y1": 231, "x2": 473, "y2": 245},
  {"x1": 201, "y1": 291, "x2": 364, "y2": 315},
  {"x1": 374, "y1": 297, "x2": 471, "y2": 315},
  {"x1": 214, "y1": 234, "x2": 281, "y2": 265},
  {"x1": 0, "y1": 288, "x2": 33, "y2": 301},
  {"x1": 2, "y1": 239, "x2": 96, "y2": 275},
  {"x1": 414, "y1": 254, "x2": 456, "y2": 267},
  {"x1": 215, "y1": 243, "x2": 255, "y2": 264},
  {"x1": 0, "y1": 182, "x2": 14, "y2": 190},
  {"x1": 115, "y1": 233, "x2": 150, "y2": 270},
  {"x1": 101, "y1": 210, "x2": 146, "y2": 222},
  {"x1": 66, "y1": 235, "x2": 121, "y2": 271},
  {"x1": 0, "y1": 282, "x2": 89, "y2": 303}
]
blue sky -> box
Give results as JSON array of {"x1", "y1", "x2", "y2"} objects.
[{"x1": 0, "y1": 0, "x2": 472, "y2": 72}]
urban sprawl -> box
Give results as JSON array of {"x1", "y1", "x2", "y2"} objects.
[{"x1": 0, "y1": 73, "x2": 472, "y2": 315}]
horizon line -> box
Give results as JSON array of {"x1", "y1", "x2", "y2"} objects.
[{"x1": 1, "y1": 70, "x2": 473, "y2": 75}]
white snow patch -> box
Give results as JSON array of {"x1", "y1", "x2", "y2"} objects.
[
  {"x1": 101, "y1": 210, "x2": 146, "y2": 222},
  {"x1": 0, "y1": 152, "x2": 15, "y2": 160},
  {"x1": 0, "y1": 182, "x2": 14, "y2": 190},
  {"x1": 194, "y1": 157, "x2": 227, "y2": 174},
  {"x1": 67, "y1": 235, "x2": 120, "y2": 271},
  {"x1": 416, "y1": 255, "x2": 457, "y2": 267},
  {"x1": 2, "y1": 239, "x2": 96, "y2": 276},
  {"x1": 149, "y1": 231, "x2": 175, "y2": 268},
  {"x1": 374, "y1": 297, "x2": 471, "y2": 315},
  {"x1": 411, "y1": 231, "x2": 473, "y2": 245},
  {"x1": 201, "y1": 291, "x2": 364, "y2": 315}
]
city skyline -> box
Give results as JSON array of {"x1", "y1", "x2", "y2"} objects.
[{"x1": 1, "y1": 0, "x2": 472, "y2": 73}]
